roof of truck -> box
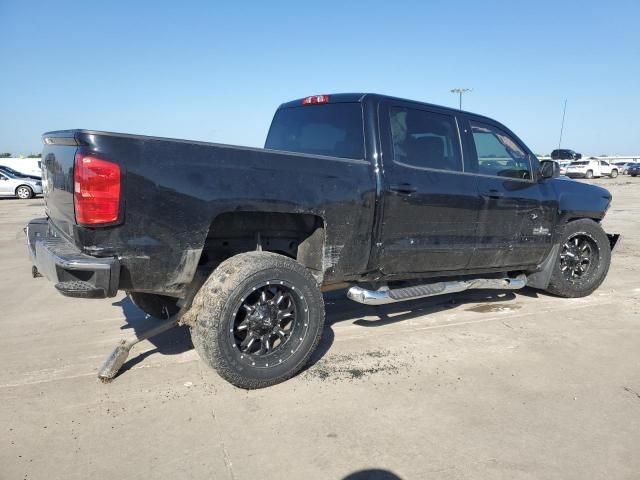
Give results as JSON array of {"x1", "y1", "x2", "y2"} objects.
[{"x1": 278, "y1": 93, "x2": 490, "y2": 120}]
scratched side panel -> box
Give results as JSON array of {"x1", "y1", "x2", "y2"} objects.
[{"x1": 71, "y1": 132, "x2": 376, "y2": 295}]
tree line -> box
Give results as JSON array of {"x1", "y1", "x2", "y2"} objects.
[{"x1": 0, "y1": 153, "x2": 42, "y2": 158}]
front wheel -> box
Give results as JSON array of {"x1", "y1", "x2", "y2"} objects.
[
  {"x1": 16, "y1": 185, "x2": 33, "y2": 199},
  {"x1": 610, "y1": 169, "x2": 618, "y2": 178},
  {"x1": 190, "y1": 252, "x2": 325, "y2": 389},
  {"x1": 545, "y1": 219, "x2": 611, "y2": 298}
]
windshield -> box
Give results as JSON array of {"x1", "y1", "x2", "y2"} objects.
[
  {"x1": 0, "y1": 166, "x2": 23, "y2": 176},
  {"x1": 265, "y1": 103, "x2": 364, "y2": 159}
]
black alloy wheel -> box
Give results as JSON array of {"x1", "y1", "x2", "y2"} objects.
[
  {"x1": 229, "y1": 281, "x2": 310, "y2": 368},
  {"x1": 559, "y1": 233, "x2": 599, "y2": 284}
]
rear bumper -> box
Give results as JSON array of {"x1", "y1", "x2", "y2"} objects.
[
  {"x1": 26, "y1": 218, "x2": 120, "y2": 298},
  {"x1": 565, "y1": 172, "x2": 586, "y2": 178}
]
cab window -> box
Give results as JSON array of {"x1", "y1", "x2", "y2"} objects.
[
  {"x1": 470, "y1": 121, "x2": 531, "y2": 180},
  {"x1": 390, "y1": 107, "x2": 462, "y2": 172}
]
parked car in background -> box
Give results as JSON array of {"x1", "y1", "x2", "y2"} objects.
[
  {"x1": 551, "y1": 149, "x2": 582, "y2": 161},
  {"x1": 0, "y1": 165, "x2": 42, "y2": 180},
  {"x1": 565, "y1": 159, "x2": 618, "y2": 179},
  {"x1": 0, "y1": 158, "x2": 42, "y2": 178},
  {"x1": 558, "y1": 160, "x2": 571, "y2": 175},
  {"x1": 627, "y1": 163, "x2": 640, "y2": 177},
  {"x1": 613, "y1": 161, "x2": 632, "y2": 175},
  {"x1": 0, "y1": 171, "x2": 42, "y2": 198}
]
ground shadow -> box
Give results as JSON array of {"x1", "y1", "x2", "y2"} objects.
[
  {"x1": 305, "y1": 287, "x2": 526, "y2": 370},
  {"x1": 0, "y1": 196, "x2": 44, "y2": 201},
  {"x1": 111, "y1": 296, "x2": 193, "y2": 375},
  {"x1": 342, "y1": 469, "x2": 402, "y2": 480},
  {"x1": 113, "y1": 286, "x2": 536, "y2": 376}
]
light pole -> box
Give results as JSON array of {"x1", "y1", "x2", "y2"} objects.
[
  {"x1": 558, "y1": 98, "x2": 567, "y2": 150},
  {"x1": 450, "y1": 88, "x2": 472, "y2": 109}
]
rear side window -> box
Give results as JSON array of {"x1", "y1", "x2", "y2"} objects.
[
  {"x1": 390, "y1": 107, "x2": 462, "y2": 171},
  {"x1": 470, "y1": 122, "x2": 531, "y2": 180},
  {"x1": 265, "y1": 103, "x2": 364, "y2": 159}
]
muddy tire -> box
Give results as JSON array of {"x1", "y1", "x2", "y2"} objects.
[
  {"x1": 190, "y1": 251, "x2": 324, "y2": 389},
  {"x1": 545, "y1": 219, "x2": 611, "y2": 298},
  {"x1": 128, "y1": 292, "x2": 180, "y2": 319}
]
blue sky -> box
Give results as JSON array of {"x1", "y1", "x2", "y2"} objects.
[{"x1": 1, "y1": 0, "x2": 638, "y2": 155}]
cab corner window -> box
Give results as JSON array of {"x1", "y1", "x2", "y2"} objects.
[
  {"x1": 390, "y1": 107, "x2": 462, "y2": 172},
  {"x1": 470, "y1": 121, "x2": 531, "y2": 180}
]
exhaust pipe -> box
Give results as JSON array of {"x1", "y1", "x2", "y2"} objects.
[{"x1": 347, "y1": 275, "x2": 527, "y2": 306}]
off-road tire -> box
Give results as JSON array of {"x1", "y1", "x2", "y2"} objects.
[
  {"x1": 16, "y1": 185, "x2": 34, "y2": 199},
  {"x1": 585, "y1": 170, "x2": 594, "y2": 179},
  {"x1": 190, "y1": 251, "x2": 324, "y2": 389},
  {"x1": 128, "y1": 292, "x2": 180, "y2": 319},
  {"x1": 545, "y1": 219, "x2": 611, "y2": 298}
]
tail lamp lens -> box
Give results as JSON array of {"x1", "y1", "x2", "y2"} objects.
[{"x1": 74, "y1": 153, "x2": 121, "y2": 225}]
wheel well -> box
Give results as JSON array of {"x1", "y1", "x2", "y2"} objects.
[
  {"x1": 199, "y1": 212, "x2": 325, "y2": 280},
  {"x1": 15, "y1": 184, "x2": 32, "y2": 194},
  {"x1": 565, "y1": 216, "x2": 601, "y2": 224}
]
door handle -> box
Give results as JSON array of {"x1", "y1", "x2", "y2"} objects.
[
  {"x1": 481, "y1": 189, "x2": 504, "y2": 199},
  {"x1": 389, "y1": 183, "x2": 417, "y2": 194}
]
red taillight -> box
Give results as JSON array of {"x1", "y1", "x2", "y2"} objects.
[
  {"x1": 74, "y1": 153, "x2": 121, "y2": 225},
  {"x1": 302, "y1": 95, "x2": 329, "y2": 105}
]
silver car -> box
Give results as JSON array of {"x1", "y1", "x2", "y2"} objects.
[{"x1": 0, "y1": 171, "x2": 43, "y2": 199}]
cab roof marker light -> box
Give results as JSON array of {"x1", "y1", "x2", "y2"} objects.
[{"x1": 302, "y1": 95, "x2": 330, "y2": 105}]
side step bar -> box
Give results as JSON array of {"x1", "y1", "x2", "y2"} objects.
[{"x1": 347, "y1": 275, "x2": 527, "y2": 306}]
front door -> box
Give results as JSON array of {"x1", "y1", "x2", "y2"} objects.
[
  {"x1": 376, "y1": 102, "x2": 480, "y2": 275},
  {"x1": 0, "y1": 173, "x2": 12, "y2": 195},
  {"x1": 462, "y1": 118, "x2": 557, "y2": 269}
]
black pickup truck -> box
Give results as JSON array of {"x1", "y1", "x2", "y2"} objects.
[{"x1": 27, "y1": 93, "x2": 618, "y2": 388}]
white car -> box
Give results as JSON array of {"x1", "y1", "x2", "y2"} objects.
[
  {"x1": 0, "y1": 171, "x2": 43, "y2": 198},
  {"x1": 558, "y1": 160, "x2": 572, "y2": 175},
  {"x1": 565, "y1": 159, "x2": 618, "y2": 179}
]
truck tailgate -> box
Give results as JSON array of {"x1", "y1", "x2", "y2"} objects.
[{"x1": 41, "y1": 131, "x2": 79, "y2": 239}]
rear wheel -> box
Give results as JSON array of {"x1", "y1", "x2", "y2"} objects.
[
  {"x1": 16, "y1": 185, "x2": 33, "y2": 199},
  {"x1": 190, "y1": 251, "x2": 324, "y2": 389},
  {"x1": 128, "y1": 292, "x2": 180, "y2": 319},
  {"x1": 545, "y1": 219, "x2": 611, "y2": 298},
  {"x1": 585, "y1": 170, "x2": 594, "y2": 179}
]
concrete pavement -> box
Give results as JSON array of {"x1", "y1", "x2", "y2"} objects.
[{"x1": 1, "y1": 178, "x2": 639, "y2": 480}]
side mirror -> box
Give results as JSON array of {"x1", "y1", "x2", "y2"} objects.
[{"x1": 539, "y1": 160, "x2": 560, "y2": 180}]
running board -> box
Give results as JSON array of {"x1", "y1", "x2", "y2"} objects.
[{"x1": 347, "y1": 275, "x2": 527, "y2": 306}]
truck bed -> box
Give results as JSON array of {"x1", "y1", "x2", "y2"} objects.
[{"x1": 40, "y1": 129, "x2": 376, "y2": 296}]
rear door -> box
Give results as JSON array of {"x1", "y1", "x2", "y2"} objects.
[
  {"x1": 376, "y1": 101, "x2": 480, "y2": 275},
  {"x1": 461, "y1": 118, "x2": 558, "y2": 269}
]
